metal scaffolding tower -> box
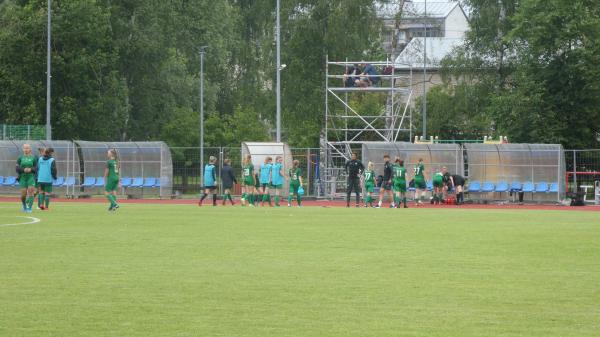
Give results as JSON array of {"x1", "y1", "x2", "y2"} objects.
[{"x1": 319, "y1": 57, "x2": 413, "y2": 198}]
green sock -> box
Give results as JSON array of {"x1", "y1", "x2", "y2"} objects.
[
  {"x1": 26, "y1": 196, "x2": 34, "y2": 208},
  {"x1": 297, "y1": 195, "x2": 302, "y2": 206},
  {"x1": 228, "y1": 194, "x2": 233, "y2": 201},
  {"x1": 45, "y1": 195, "x2": 50, "y2": 208},
  {"x1": 288, "y1": 195, "x2": 292, "y2": 204},
  {"x1": 403, "y1": 197, "x2": 407, "y2": 206},
  {"x1": 275, "y1": 196, "x2": 280, "y2": 206},
  {"x1": 262, "y1": 194, "x2": 268, "y2": 202},
  {"x1": 249, "y1": 194, "x2": 254, "y2": 204},
  {"x1": 38, "y1": 194, "x2": 45, "y2": 207}
]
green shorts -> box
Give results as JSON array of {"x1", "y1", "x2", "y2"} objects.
[
  {"x1": 393, "y1": 180, "x2": 406, "y2": 193},
  {"x1": 260, "y1": 183, "x2": 270, "y2": 189},
  {"x1": 38, "y1": 182, "x2": 53, "y2": 193},
  {"x1": 433, "y1": 179, "x2": 444, "y2": 188},
  {"x1": 365, "y1": 182, "x2": 374, "y2": 193},
  {"x1": 289, "y1": 183, "x2": 300, "y2": 194},
  {"x1": 271, "y1": 184, "x2": 283, "y2": 189},
  {"x1": 414, "y1": 179, "x2": 426, "y2": 190},
  {"x1": 244, "y1": 177, "x2": 255, "y2": 186},
  {"x1": 19, "y1": 174, "x2": 36, "y2": 188},
  {"x1": 105, "y1": 178, "x2": 119, "y2": 192}
]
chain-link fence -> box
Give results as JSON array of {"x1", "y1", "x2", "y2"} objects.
[
  {"x1": 1, "y1": 124, "x2": 46, "y2": 140},
  {"x1": 565, "y1": 150, "x2": 600, "y2": 202}
]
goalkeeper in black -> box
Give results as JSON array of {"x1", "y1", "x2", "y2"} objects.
[{"x1": 345, "y1": 152, "x2": 364, "y2": 208}]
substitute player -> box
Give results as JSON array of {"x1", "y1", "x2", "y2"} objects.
[
  {"x1": 241, "y1": 154, "x2": 255, "y2": 206},
  {"x1": 345, "y1": 152, "x2": 364, "y2": 208},
  {"x1": 221, "y1": 158, "x2": 237, "y2": 206},
  {"x1": 288, "y1": 160, "x2": 303, "y2": 207},
  {"x1": 199, "y1": 156, "x2": 218, "y2": 206},
  {"x1": 16, "y1": 143, "x2": 37, "y2": 212},
  {"x1": 392, "y1": 157, "x2": 408, "y2": 208},
  {"x1": 377, "y1": 154, "x2": 394, "y2": 208},
  {"x1": 271, "y1": 156, "x2": 285, "y2": 207},
  {"x1": 104, "y1": 149, "x2": 120, "y2": 211},
  {"x1": 363, "y1": 161, "x2": 376, "y2": 207},
  {"x1": 259, "y1": 156, "x2": 273, "y2": 206},
  {"x1": 36, "y1": 147, "x2": 57, "y2": 210},
  {"x1": 431, "y1": 167, "x2": 445, "y2": 205},
  {"x1": 413, "y1": 158, "x2": 428, "y2": 206}
]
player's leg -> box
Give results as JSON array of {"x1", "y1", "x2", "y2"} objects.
[
  {"x1": 19, "y1": 187, "x2": 27, "y2": 211},
  {"x1": 346, "y1": 179, "x2": 352, "y2": 207},
  {"x1": 274, "y1": 186, "x2": 281, "y2": 207},
  {"x1": 43, "y1": 184, "x2": 52, "y2": 210},
  {"x1": 354, "y1": 179, "x2": 361, "y2": 207},
  {"x1": 37, "y1": 185, "x2": 44, "y2": 209},
  {"x1": 199, "y1": 186, "x2": 208, "y2": 206}
]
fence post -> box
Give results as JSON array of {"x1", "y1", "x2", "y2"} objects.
[
  {"x1": 219, "y1": 147, "x2": 224, "y2": 196},
  {"x1": 573, "y1": 151, "x2": 577, "y2": 193},
  {"x1": 306, "y1": 149, "x2": 310, "y2": 196}
]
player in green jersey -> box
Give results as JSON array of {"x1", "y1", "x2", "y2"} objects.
[
  {"x1": 363, "y1": 161, "x2": 376, "y2": 207},
  {"x1": 241, "y1": 154, "x2": 255, "y2": 207},
  {"x1": 413, "y1": 158, "x2": 428, "y2": 206},
  {"x1": 16, "y1": 143, "x2": 37, "y2": 212},
  {"x1": 104, "y1": 149, "x2": 120, "y2": 211},
  {"x1": 392, "y1": 157, "x2": 408, "y2": 208},
  {"x1": 431, "y1": 167, "x2": 445, "y2": 205},
  {"x1": 287, "y1": 160, "x2": 303, "y2": 207}
]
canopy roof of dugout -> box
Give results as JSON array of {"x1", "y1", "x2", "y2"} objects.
[{"x1": 0, "y1": 140, "x2": 80, "y2": 178}]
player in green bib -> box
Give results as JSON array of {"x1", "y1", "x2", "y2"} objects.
[
  {"x1": 432, "y1": 167, "x2": 445, "y2": 205},
  {"x1": 392, "y1": 157, "x2": 408, "y2": 208},
  {"x1": 413, "y1": 158, "x2": 427, "y2": 206},
  {"x1": 241, "y1": 154, "x2": 255, "y2": 206},
  {"x1": 16, "y1": 143, "x2": 37, "y2": 212},
  {"x1": 287, "y1": 160, "x2": 303, "y2": 207},
  {"x1": 363, "y1": 161, "x2": 376, "y2": 207},
  {"x1": 104, "y1": 149, "x2": 120, "y2": 211}
]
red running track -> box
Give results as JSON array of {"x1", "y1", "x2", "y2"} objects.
[{"x1": 1, "y1": 197, "x2": 599, "y2": 212}]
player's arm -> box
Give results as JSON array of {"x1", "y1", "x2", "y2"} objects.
[
  {"x1": 51, "y1": 160, "x2": 58, "y2": 180},
  {"x1": 16, "y1": 157, "x2": 24, "y2": 174},
  {"x1": 299, "y1": 170, "x2": 304, "y2": 186},
  {"x1": 231, "y1": 168, "x2": 237, "y2": 184},
  {"x1": 103, "y1": 163, "x2": 109, "y2": 184},
  {"x1": 31, "y1": 157, "x2": 38, "y2": 174}
]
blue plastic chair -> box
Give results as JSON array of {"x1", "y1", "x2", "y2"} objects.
[
  {"x1": 94, "y1": 177, "x2": 105, "y2": 187},
  {"x1": 155, "y1": 179, "x2": 161, "y2": 188},
  {"x1": 3, "y1": 176, "x2": 17, "y2": 186},
  {"x1": 53, "y1": 176, "x2": 65, "y2": 186},
  {"x1": 522, "y1": 181, "x2": 535, "y2": 193},
  {"x1": 120, "y1": 177, "x2": 132, "y2": 187},
  {"x1": 64, "y1": 176, "x2": 76, "y2": 187},
  {"x1": 82, "y1": 177, "x2": 96, "y2": 187},
  {"x1": 481, "y1": 181, "x2": 495, "y2": 192},
  {"x1": 131, "y1": 177, "x2": 144, "y2": 188},
  {"x1": 510, "y1": 181, "x2": 522, "y2": 192},
  {"x1": 426, "y1": 181, "x2": 433, "y2": 191},
  {"x1": 548, "y1": 182, "x2": 559, "y2": 193},
  {"x1": 467, "y1": 181, "x2": 481, "y2": 192},
  {"x1": 535, "y1": 181, "x2": 549, "y2": 193},
  {"x1": 0, "y1": 176, "x2": 4, "y2": 185},
  {"x1": 143, "y1": 177, "x2": 157, "y2": 188},
  {"x1": 495, "y1": 181, "x2": 509, "y2": 193}
]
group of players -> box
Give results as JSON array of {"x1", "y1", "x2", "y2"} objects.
[
  {"x1": 14, "y1": 143, "x2": 121, "y2": 212},
  {"x1": 345, "y1": 153, "x2": 465, "y2": 208},
  {"x1": 199, "y1": 154, "x2": 304, "y2": 207}
]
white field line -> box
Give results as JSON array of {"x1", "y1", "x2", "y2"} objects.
[{"x1": 0, "y1": 216, "x2": 41, "y2": 228}]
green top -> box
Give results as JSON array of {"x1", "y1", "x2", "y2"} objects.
[
  {"x1": 364, "y1": 169, "x2": 375, "y2": 184},
  {"x1": 392, "y1": 165, "x2": 406, "y2": 181},
  {"x1": 289, "y1": 168, "x2": 302, "y2": 183},
  {"x1": 17, "y1": 155, "x2": 36, "y2": 178},
  {"x1": 107, "y1": 159, "x2": 119, "y2": 180},
  {"x1": 414, "y1": 163, "x2": 425, "y2": 180},
  {"x1": 243, "y1": 164, "x2": 254, "y2": 178}
]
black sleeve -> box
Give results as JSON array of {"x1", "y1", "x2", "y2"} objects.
[
  {"x1": 230, "y1": 168, "x2": 237, "y2": 184},
  {"x1": 51, "y1": 160, "x2": 58, "y2": 180},
  {"x1": 345, "y1": 161, "x2": 349, "y2": 174},
  {"x1": 16, "y1": 164, "x2": 23, "y2": 175},
  {"x1": 359, "y1": 161, "x2": 365, "y2": 173},
  {"x1": 212, "y1": 167, "x2": 217, "y2": 182},
  {"x1": 32, "y1": 157, "x2": 38, "y2": 174}
]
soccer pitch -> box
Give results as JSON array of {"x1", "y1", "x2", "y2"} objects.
[{"x1": 1, "y1": 202, "x2": 599, "y2": 337}]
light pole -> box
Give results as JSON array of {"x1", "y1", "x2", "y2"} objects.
[
  {"x1": 275, "y1": 0, "x2": 281, "y2": 142},
  {"x1": 422, "y1": 0, "x2": 427, "y2": 138},
  {"x1": 199, "y1": 46, "x2": 208, "y2": 182},
  {"x1": 46, "y1": 0, "x2": 52, "y2": 140}
]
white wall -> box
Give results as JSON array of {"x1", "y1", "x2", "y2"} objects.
[{"x1": 444, "y1": 5, "x2": 469, "y2": 38}]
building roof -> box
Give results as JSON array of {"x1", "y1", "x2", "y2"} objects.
[
  {"x1": 394, "y1": 37, "x2": 464, "y2": 70},
  {"x1": 376, "y1": 1, "x2": 461, "y2": 19}
]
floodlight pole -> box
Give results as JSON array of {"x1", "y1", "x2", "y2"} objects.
[
  {"x1": 46, "y1": 0, "x2": 52, "y2": 140},
  {"x1": 275, "y1": 0, "x2": 282, "y2": 142},
  {"x1": 199, "y1": 46, "x2": 208, "y2": 182},
  {"x1": 422, "y1": 0, "x2": 427, "y2": 138}
]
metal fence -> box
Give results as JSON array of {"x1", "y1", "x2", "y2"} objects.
[
  {"x1": 565, "y1": 150, "x2": 600, "y2": 202},
  {"x1": 1, "y1": 124, "x2": 46, "y2": 140}
]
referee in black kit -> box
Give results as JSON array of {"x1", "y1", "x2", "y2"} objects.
[{"x1": 345, "y1": 152, "x2": 364, "y2": 208}]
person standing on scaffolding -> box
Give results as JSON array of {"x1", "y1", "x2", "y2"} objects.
[{"x1": 345, "y1": 152, "x2": 364, "y2": 208}]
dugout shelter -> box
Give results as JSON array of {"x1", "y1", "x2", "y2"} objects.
[{"x1": 241, "y1": 142, "x2": 293, "y2": 191}]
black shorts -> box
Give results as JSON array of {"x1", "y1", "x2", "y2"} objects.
[
  {"x1": 382, "y1": 181, "x2": 392, "y2": 190},
  {"x1": 205, "y1": 186, "x2": 217, "y2": 191},
  {"x1": 222, "y1": 184, "x2": 233, "y2": 190},
  {"x1": 347, "y1": 178, "x2": 361, "y2": 193},
  {"x1": 453, "y1": 176, "x2": 465, "y2": 187}
]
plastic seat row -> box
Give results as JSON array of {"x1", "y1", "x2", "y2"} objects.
[
  {"x1": 81, "y1": 177, "x2": 160, "y2": 188},
  {"x1": 467, "y1": 181, "x2": 559, "y2": 193},
  {"x1": 0, "y1": 176, "x2": 77, "y2": 187}
]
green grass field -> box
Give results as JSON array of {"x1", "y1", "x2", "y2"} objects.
[{"x1": 1, "y1": 202, "x2": 599, "y2": 337}]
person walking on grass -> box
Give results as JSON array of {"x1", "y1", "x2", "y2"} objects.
[
  {"x1": 16, "y1": 143, "x2": 37, "y2": 213},
  {"x1": 363, "y1": 161, "x2": 376, "y2": 208},
  {"x1": 36, "y1": 147, "x2": 57, "y2": 211},
  {"x1": 241, "y1": 155, "x2": 255, "y2": 207},
  {"x1": 345, "y1": 152, "x2": 364, "y2": 208},
  {"x1": 104, "y1": 149, "x2": 120, "y2": 211},
  {"x1": 392, "y1": 158, "x2": 408, "y2": 208},
  {"x1": 377, "y1": 154, "x2": 395, "y2": 208},
  {"x1": 34, "y1": 147, "x2": 45, "y2": 209},
  {"x1": 259, "y1": 157, "x2": 273, "y2": 207},
  {"x1": 221, "y1": 158, "x2": 237, "y2": 206},
  {"x1": 199, "y1": 156, "x2": 218, "y2": 206},
  {"x1": 413, "y1": 158, "x2": 428, "y2": 206},
  {"x1": 271, "y1": 156, "x2": 285, "y2": 207},
  {"x1": 288, "y1": 159, "x2": 303, "y2": 207}
]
